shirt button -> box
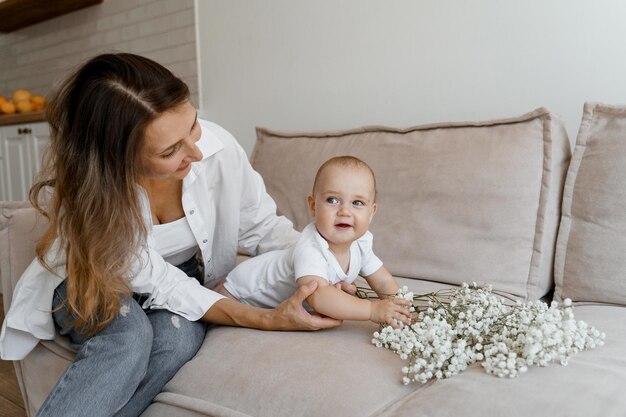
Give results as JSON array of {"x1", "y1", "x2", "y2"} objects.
[
  {"x1": 202, "y1": 239, "x2": 208, "y2": 243},
  {"x1": 189, "y1": 210, "x2": 195, "y2": 215}
]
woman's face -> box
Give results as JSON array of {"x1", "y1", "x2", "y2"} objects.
[{"x1": 138, "y1": 100, "x2": 202, "y2": 181}]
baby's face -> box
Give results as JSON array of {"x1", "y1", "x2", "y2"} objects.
[{"x1": 308, "y1": 165, "x2": 377, "y2": 252}]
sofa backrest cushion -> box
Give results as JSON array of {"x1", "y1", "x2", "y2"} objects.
[
  {"x1": 251, "y1": 108, "x2": 570, "y2": 299},
  {"x1": 554, "y1": 102, "x2": 626, "y2": 305}
]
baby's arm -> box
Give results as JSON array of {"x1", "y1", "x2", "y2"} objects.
[
  {"x1": 213, "y1": 280, "x2": 237, "y2": 300},
  {"x1": 297, "y1": 275, "x2": 410, "y2": 328},
  {"x1": 363, "y1": 265, "x2": 400, "y2": 299}
]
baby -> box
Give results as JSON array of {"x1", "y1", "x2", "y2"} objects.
[{"x1": 218, "y1": 156, "x2": 411, "y2": 328}]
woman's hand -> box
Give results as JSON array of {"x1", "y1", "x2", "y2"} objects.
[
  {"x1": 204, "y1": 281, "x2": 341, "y2": 331},
  {"x1": 369, "y1": 298, "x2": 412, "y2": 329},
  {"x1": 271, "y1": 281, "x2": 343, "y2": 330}
]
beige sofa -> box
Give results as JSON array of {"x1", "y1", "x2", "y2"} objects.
[{"x1": 2, "y1": 103, "x2": 625, "y2": 416}]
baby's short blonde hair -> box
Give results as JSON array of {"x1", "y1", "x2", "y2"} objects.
[{"x1": 312, "y1": 156, "x2": 377, "y2": 200}]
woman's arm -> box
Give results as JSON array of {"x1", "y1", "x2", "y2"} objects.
[
  {"x1": 202, "y1": 281, "x2": 343, "y2": 330},
  {"x1": 297, "y1": 276, "x2": 411, "y2": 327}
]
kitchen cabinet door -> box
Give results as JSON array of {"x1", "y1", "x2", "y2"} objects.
[
  {"x1": 0, "y1": 122, "x2": 50, "y2": 201},
  {"x1": 0, "y1": 137, "x2": 4, "y2": 201},
  {"x1": 29, "y1": 122, "x2": 51, "y2": 180},
  {"x1": 0, "y1": 124, "x2": 31, "y2": 201}
]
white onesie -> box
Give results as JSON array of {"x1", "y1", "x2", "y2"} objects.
[{"x1": 224, "y1": 222, "x2": 383, "y2": 308}]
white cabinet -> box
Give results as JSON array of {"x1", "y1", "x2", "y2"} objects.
[
  {"x1": 0, "y1": 131, "x2": 4, "y2": 201},
  {"x1": 0, "y1": 122, "x2": 50, "y2": 201}
]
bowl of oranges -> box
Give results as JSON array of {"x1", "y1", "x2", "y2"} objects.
[{"x1": 0, "y1": 89, "x2": 46, "y2": 116}]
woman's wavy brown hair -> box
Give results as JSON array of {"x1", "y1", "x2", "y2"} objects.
[{"x1": 31, "y1": 53, "x2": 190, "y2": 334}]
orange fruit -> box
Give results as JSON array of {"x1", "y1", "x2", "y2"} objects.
[
  {"x1": 0, "y1": 95, "x2": 8, "y2": 105},
  {"x1": 12, "y1": 88, "x2": 32, "y2": 103},
  {"x1": 1, "y1": 101, "x2": 16, "y2": 114},
  {"x1": 15, "y1": 100, "x2": 34, "y2": 113},
  {"x1": 31, "y1": 95, "x2": 46, "y2": 106}
]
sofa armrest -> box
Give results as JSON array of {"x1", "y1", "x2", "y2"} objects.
[{"x1": 0, "y1": 201, "x2": 47, "y2": 312}]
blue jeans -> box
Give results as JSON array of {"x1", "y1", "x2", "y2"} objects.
[{"x1": 36, "y1": 256, "x2": 207, "y2": 417}]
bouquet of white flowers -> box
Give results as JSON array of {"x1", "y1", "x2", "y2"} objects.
[{"x1": 364, "y1": 283, "x2": 605, "y2": 384}]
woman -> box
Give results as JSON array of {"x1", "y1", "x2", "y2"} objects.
[{"x1": 0, "y1": 53, "x2": 342, "y2": 417}]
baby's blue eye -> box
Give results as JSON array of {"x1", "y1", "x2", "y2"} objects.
[
  {"x1": 352, "y1": 200, "x2": 365, "y2": 207},
  {"x1": 326, "y1": 197, "x2": 339, "y2": 204}
]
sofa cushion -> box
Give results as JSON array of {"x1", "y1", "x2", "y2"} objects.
[
  {"x1": 144, "y1": 278, "x2": 625, "y2": 417},
  {"x1": 374, "y1": 302, "x2": 626, "y2": 417},
  {"x1": 251, "y1": 109, "x2": 570, "y2": 299},
  {"x1": 554, "y1": 102, "x2": 626, "y2": 305},
  {"x1": 148, "y1": 322, "x2": 415, "y2": 417},
  {"x1": 143, "y1": 279, "x2": 458, "y2": 417}
]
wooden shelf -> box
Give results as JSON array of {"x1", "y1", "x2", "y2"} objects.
[
  {"x1": 0, "y1": 0, "x2": 103, "y2": 33},
  {"x1": 0, "y1": 111, "x2": 46, "y2": 126}
]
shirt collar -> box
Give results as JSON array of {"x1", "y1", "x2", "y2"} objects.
[
  {"x1": 196, "y1": 120, "x2": 224, "y2": 161},
  {"x1": 306, "y1": 222, "x2": 330, "y2": 249},
  {"x1": 184, "y1": 120, "x2": 224, "y2": 188}
]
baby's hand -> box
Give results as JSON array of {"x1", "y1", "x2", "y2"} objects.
[{"x1": 369, "y1": 298, "x2": 412, "y2": 328}]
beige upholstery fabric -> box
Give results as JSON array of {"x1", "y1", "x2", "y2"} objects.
[
  {"x1": 373, "y1": 302, "x2": 626, "y2": 417},
  {"x1": 144, "y1": 278, "x2": 626, "y2": 417},
  {"x1": 0, "y1": 201, "x2": 32, "y2": 301},
  {"x1": 149, "y1": 323, "x2": 415, "y2": 417},
  {"x1": 555, "y1": 103, "x2": 626, "y2": 305},
  {"x1": 144, "y1": 279, "x2": 466, "y2": 417},
  {"x1": 19, "y1": 341, "x2": 73, "y2": 417},
  {"x1": 251, "y1": 109, "x2": 571, "y2": 299},
  {"x1": 0, "y1": 205, "x2": 73, "y2": 417}
]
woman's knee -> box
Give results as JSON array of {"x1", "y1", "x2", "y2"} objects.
[
  {"x1": 111, "y1": 300, "x2": 154, "y2": 352},
  {"x1": 87, "y1": 300, "x2": 154, "y2": 371},
  {"x1": 150, "y1": 312, "x2": 206, "y2": 363}
]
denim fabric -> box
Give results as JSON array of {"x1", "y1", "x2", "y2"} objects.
[
  {"x1": 175, "y1": 254, "x2": 203, "y2": 281},
  {"x1": 36, "y1": 256, "x2": 207, "y2": 417}
]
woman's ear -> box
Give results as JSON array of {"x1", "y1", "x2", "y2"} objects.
[{"x1": 307, "y1": 195, "x2": 316, "y2": 219}]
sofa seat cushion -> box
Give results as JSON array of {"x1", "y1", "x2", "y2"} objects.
[
  {"x1": 143, "y1": 280, "x2": 623, "y2": 417},
  {"x1": 374, "y1": 303, "x2": 625, "y2": 417},
  {"x1": 145, "y1": 322, "x2": 415, "y2": 417},
  {"x1": 143, "y1": 279, "x2": 454, "y2": 417},
  {"x1": 251, "y1": 109, "x2": 570, "y2": 300}
]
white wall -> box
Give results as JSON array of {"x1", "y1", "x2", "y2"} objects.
[
  {"x1": 196, "y1": 0, "x2": 626, "y2": 154},
  {"x1": 0, "y1": 0, "x2": 199, "y2": 105}
]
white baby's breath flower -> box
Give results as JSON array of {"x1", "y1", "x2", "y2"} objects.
[{"x1": 371, "y1": 283, "x2": 606, "y2": 385}]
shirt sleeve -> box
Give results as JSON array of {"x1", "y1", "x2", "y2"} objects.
[
  {"x1": 359, "y1": 231, "x2": 384, "y2": 277},
  {"x1": 129, "y1": 241, "x2": 225, "y2": 322},
  {"x1": 292, "y1": 239, "x2": 330, "y2": 282},
  {"x1": 235, "y1": 141, "x2": 299, "y2": 256}
]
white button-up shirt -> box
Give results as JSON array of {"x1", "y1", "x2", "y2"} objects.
[{"x1": 0, "y1": 120, "x2": 298, "y2": 360}]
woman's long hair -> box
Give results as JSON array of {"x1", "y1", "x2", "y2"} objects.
[{"x1": 31, "y1": 53, "x2": 190, "y2": 334}]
